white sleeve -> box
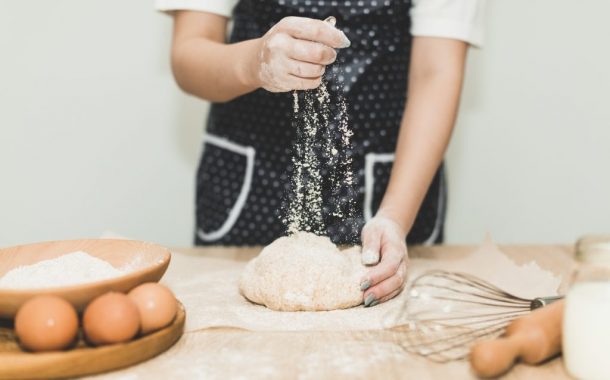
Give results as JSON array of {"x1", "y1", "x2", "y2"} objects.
[
  {"x1": 155, "y1": 0, "x2": 238, "y2": 18},
  {"x1": 410, "y1": 0, "x2": 486, "y2": 47}
]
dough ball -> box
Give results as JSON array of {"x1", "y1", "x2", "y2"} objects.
[{"x1": 239, "y1": 232, "x2": 366, "y2": 311}]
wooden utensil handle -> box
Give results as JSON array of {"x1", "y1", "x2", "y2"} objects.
[{"x1": 470, "y1": 299, "x2": 564, "y2": 378}]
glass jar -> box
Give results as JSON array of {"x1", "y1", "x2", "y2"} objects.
[{"x1": 563, "y1": 235, "x2": 610, "y2": 380}]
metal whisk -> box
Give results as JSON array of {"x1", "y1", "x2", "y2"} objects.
[{"x1": 389, "y1": 270, "x2": 562, "y2": 362}]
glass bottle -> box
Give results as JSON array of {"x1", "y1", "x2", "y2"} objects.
[{"x1": 563, "y1": 235, "x2": 610, "y2": 380}]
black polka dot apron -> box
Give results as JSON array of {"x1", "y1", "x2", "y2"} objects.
[{"x1": 195, "y1": 0, "x2": 446, "y2": 246}]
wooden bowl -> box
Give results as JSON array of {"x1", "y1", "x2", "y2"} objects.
[{"x1": 0, "y1": 239, "x2": 171, "y2": 318}]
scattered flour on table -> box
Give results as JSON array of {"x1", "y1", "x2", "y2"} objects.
[
  {"x1": 81, "y1": 330, "x2": 410, "y2": 380},
  {"x1": 0, "y1": 251, "x2": 125, "y2": 289},
  {"x1": 298, "y1": 341, "x2": 407, "y2": 378}
]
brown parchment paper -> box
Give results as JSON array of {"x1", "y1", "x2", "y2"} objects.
[
  {"x1": 162, "y1": 237, "x2": 561, "y2": 333},
  {"x1": 85, "y1": 238, "x2": 568, "y2": 380}
]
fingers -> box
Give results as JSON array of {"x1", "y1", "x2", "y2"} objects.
[
  {"x1": 263, "y1": 74, "x2": 321, "y2": 92},
  {"x1": 286, "y1": 59, "x2": 325, "y2": 79},
  {"x1": 361, "y1": 225, "x2": 381, "y2": 266},
  {"x1": 363, "y1": 260, "x2": 408, "y2": 307},
  {"x1": 324, "y1": 16, "x2": 336, "y2": 27},
  {"x1": 361, "y1": 241, "x2": 404, "y2": 288},
  {"x1": 258, "y1": 16, "x2": 344, "y2": 92},
  {"x1": 378, "y1": 286, "x2": 404, "y2": 304},
  {"x1": 359, "y1": 215, "x2": 409, "y2": 307},
  {"x1": 379, "y1": 260, "x2": 408, "y2": 303},
  {"x1": 289, "y1": 39, "x2": 337, "y2": 65},
  {"x1": 279, "y1": 16, "x2": 350, "y2": 49},
  {"x1": 259, "y1": 52, "x2": 323, "y2": 92},
  {"x1": 288, "y1": 75, "x2": 322, "y2": 90}
]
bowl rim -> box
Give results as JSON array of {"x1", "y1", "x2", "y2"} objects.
[{"x1": 0, "y1": 238, "x2": 171, "y2": 294}]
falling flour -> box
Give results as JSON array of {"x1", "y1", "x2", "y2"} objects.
[
  {"x1": 284, "y1": 73, "x2": 357, "y2": 240},
  {"x1": 0, "y1": 251, "x2": 125, "y2": 289}
]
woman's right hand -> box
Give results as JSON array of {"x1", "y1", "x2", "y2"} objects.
[{"x1": 248, "y1": 17, "x2": 351, "y2": 92}]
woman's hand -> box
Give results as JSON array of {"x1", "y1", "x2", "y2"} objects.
[
  {"x1": 359, "y1": 213, "x2": 409, "y2": 307},
  {"x1": 171, "y1": 12, "x2": 350, "y2": 101},
  {"x1": 247, "y1": 16, "x2": 351, "y2": 92}
]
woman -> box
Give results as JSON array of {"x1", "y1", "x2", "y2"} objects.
[{"x1": 157, "y1": 0, "x2": 485, "y2": 306}]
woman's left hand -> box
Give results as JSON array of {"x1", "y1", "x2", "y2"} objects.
[{"x1": 359, "y1": 214, "x2": 409, "y2": 307}]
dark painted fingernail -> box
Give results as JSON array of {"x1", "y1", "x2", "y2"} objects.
[
  {"x1": 369, "y1": 299, "x2": 380, "y2": 307},
  {"x1": 364, "y1": 294, "x2": 376, "y2": 307},
  {"x1": 360, "y1": 279, "x2": 371, "y2": 291}
]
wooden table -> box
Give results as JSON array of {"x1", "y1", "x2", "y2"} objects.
[{"x1": 86, "y1": 244, "x2": 576, "y2": 380}]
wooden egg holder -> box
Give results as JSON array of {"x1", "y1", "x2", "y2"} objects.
[{"x1": 0, "y1": 302, "x2": 185, "y2": 379}]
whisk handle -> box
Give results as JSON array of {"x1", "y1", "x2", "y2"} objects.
[
  {"x1": 530, "y1": 295, "x2": 564, "y2": 310},
  {"x1": 470, "y1": 299, "x2": 564, "y2": 378}
]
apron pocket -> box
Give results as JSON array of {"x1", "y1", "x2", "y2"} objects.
[
  {"x1": 410, "y1": 165, "x2": 446, "y2": 245},
  {"x1": 364, "y1": 153, "x2": 446, "y2": 245},
  {"x1": 196, "y1": 133, "x2": 256, "y2": 242}
]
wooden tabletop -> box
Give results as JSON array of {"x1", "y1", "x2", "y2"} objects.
[{"x1": 87, "y1": 244, "x2": 576, "y2": 380}]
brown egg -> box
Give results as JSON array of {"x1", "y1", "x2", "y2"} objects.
[
  {"x1": 15, "y1": 295, "x2": 79, "y2": 352},
  {"x1": 83, "y1": 292, "x2": 140, "y2": 346},
  {"x1": 128, "y1": 282, "x2": 177, "y2": 334}
]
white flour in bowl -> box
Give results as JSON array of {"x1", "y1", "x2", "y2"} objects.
[{"x1": 0, "y1": 251, "x2": 125, "y2": 289}]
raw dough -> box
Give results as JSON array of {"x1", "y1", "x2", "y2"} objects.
[{"x1": 239, "y1": 232, "x2": 366, "y2": 311}]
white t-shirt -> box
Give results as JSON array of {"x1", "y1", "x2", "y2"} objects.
[{"x1": 156, "y1": 0, "x2": 486, "y2": 47}]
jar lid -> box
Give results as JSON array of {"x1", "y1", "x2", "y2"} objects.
[{"x1": 576, "y1": 235, "x2": 610, "y2": 265}]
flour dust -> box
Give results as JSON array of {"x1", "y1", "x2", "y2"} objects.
[{"x1": 283, "y1": 68, "x2": 358, "y2": 243}]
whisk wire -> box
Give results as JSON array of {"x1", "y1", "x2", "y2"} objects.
[
  {"x1": 393, "y1": 269, "x2": 559, "y2": 363},
  {"x1": 419, "y1": 293, "x2": 532, "y2": 309},
  {"x1": 412, "y1": 270, "x2": 531, "y2": 302}
]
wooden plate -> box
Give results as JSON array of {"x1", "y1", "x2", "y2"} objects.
[
  {"x1": 0, "y1": 302, "x2": 185, "y2": 379},
  {"x1": 0, "y1": 239, "x2": 171, "y2": 318}
]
